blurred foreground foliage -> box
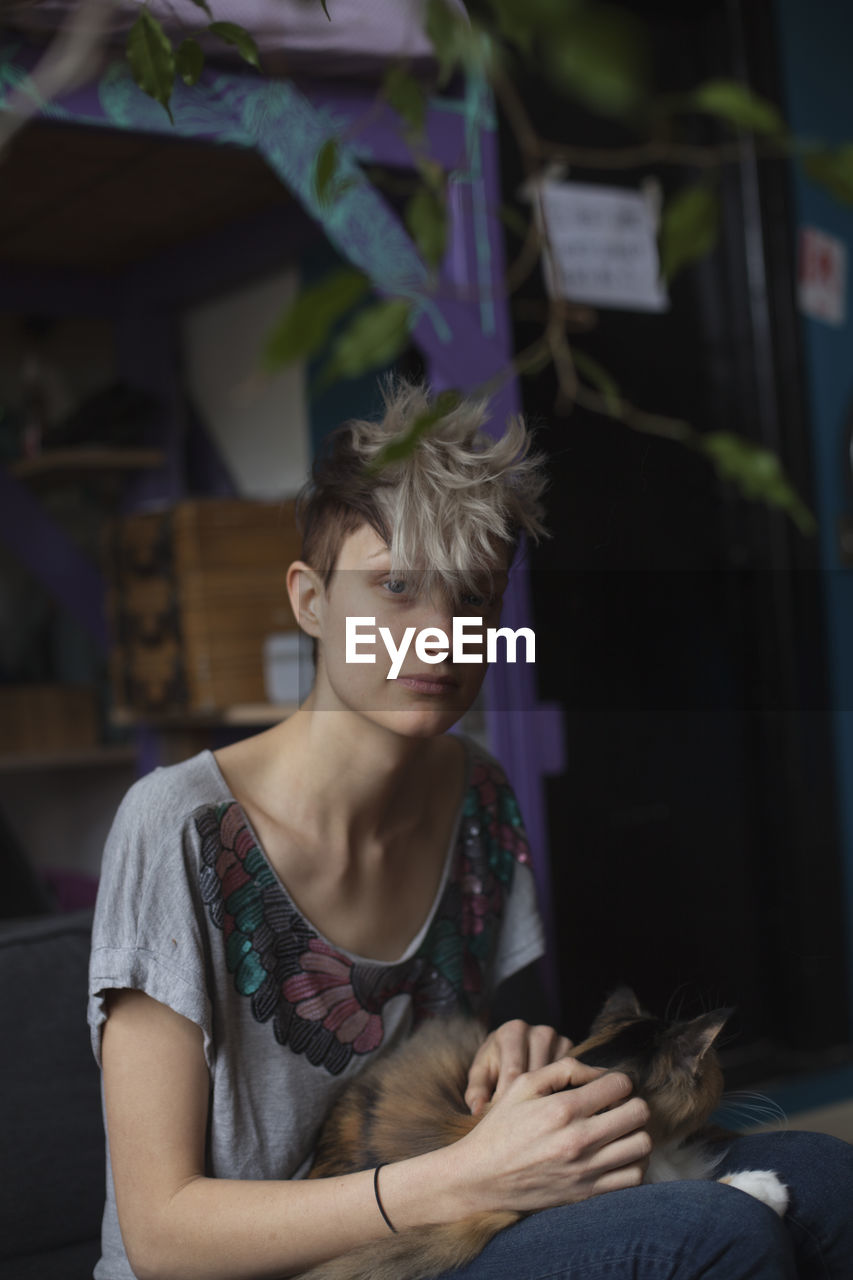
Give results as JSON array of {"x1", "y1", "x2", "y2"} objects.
[{"x1": 116, "y1": 2, "x2": 853, "y2": 529}]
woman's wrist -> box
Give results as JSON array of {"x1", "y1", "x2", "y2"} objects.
[{"x1": 377, "y1": 1142, "x2": 483, "y2": 1231}]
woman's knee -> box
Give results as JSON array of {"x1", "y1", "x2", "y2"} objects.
[
  {"x1": 720, "y1": 1130, "x2": 853, "y2": 1215},
  {"x1": 723, "y1": 1128, "x2": 852, "y2": 1170},
  {"x1": 643, "y1": 1180, "x2": 795, "y2": 1276},
  {"x1": 712, "y1": 1131, "x2": 853, "y2": 1278},
  {"x1": 461, "y1": 1181, "x2": 795, "y2": 1279},
  {"x1": 655, "y1": 1177, "x2": 788, "y2": 1233}
]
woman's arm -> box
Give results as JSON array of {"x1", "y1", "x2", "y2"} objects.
[
  {"x1": 101, "y1": 989, "x2": 461, "y2": 1280},
  {"x1": 102, "y1": 990, "x2": 650, "y2": 1280}
]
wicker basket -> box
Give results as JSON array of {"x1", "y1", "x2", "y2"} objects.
[{"x1": 107, "y1": 498, "x2": 302, "y2": 715}]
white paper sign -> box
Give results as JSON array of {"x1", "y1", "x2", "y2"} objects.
[
  {"x1": 798, "y1": 226, "x2": 847, "y2": 326},
  {"x1": 535, "y1": 179, "x2": 669, "y2": 313}
]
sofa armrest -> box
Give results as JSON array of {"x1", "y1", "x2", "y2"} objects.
[{"x1": 0, "y1": 910, "x2": 104, "y2": 1269}]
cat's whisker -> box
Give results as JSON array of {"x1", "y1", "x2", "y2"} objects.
[
  {"x1": 664, "y1": 991, "x2": 676, "y2": 1022},
  {"x1": 718, "y1": 1090, "x2": 789, "y2": 1130},
  {"x1": 664, "y1": 984, "x2": 689, "y2": 1023},
  {"x1": 723, "y1": 1088, "x2": 788, "y2": 1117}
]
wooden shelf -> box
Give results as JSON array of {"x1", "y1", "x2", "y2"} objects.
[
  {"x1": 220, "y1": 703, "x2": 299, "y2": 725},
  {"x1": 8, "y1": 447, "x2": 166, "y2": 479},
  {"x1": 111, "y1": 703, "x2": 298, "y2": 729},
  {"x1": 0, "y1": 744, "x2": 138, "y2": 773}
]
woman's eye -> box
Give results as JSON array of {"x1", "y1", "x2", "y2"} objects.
[
  {"x1": 458, "y1": 592, "x2": 493, "y2": 610},
  {"x1": 383, "y1": 578, "x2": 409, "y2": 596}
]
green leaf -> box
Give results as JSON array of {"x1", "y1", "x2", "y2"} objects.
[
  {"x1": 319, "y1": 298, "x2": 414, "y2": 386},
  {"x1": 690, "y1": 79, "x2": 786, "y2": 137},
  {"x1": 802, "y1": 145, "x2": 853, "y2": 205},
  {"x1": 320, "y1": 0, "x2": 331, "y2": 17},
  {"x1": 545, "y1": 5, "x2": 650, "y2": 118},
  {"x1": 516, "y1": 343, "x2": 552, "y2": 379},
  {"x1": 312, "y1": 138, "x2": 359, "y2": 208},
  {"x1": 426, "y1": 0, "x2": 495, "y2": 84},
  {"x1": 382, "y1": 65, "x2": 427, "y2": 139},
  {"x1": 126, "y1": 10, "x2": 175, "y2": 121},
  {"x1": 700, "y1": 432, "x2": 816, "y2": 534},
  {"x1": 176, "y1": 38, "x2": 204, "y2": 87},
  {"x1": 426, "y1": 0, "x2": 465, "y2": 83},
  {"x1": 416, "y1": 155, "x2": 445, "y2": 193},
  {"x1": 405, "y1": 182, "x2": 447, "y2": 269},
  {"x1": 659, "y1": 182, "x2": 720, "y2": 282},
  {"x1": 572, "y1": 350, "x2": 622, "y2": 417},
  {"x1": 186, "y1": 0, "x2": 213, "y2": 15},
  {"x1": 262, "y1": 269, "x2": 371, "y2": 371},
  {"x1": 369, "y1": 390, "x2": 463, "y2": 472},
  {"x1": 207, "y1": 21, "x2": 260, "y2": 70},
  {"x1": 314, "y1": 137, "x2": 341, "y2": 206}
]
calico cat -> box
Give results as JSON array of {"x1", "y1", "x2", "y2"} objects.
[{"x1": 299, "y1": 988, "x2": 788, "y2": 1280}]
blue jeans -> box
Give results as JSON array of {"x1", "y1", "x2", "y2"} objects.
[{"x1": 443, "y1": 1132, "x2": 853, "y2": 1278}]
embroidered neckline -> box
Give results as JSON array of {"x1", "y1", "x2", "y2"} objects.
[{"x1": 195, "y1": 743, "x2": 532, "y2": 1075}]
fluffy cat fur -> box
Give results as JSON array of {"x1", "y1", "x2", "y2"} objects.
[{"x1": 298, "y1": 988, "x2": 788, "y2": 1280}]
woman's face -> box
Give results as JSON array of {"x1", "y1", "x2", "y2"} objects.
[{"x1": 309, "y1": 524, "x2": 508, "y2": 738}]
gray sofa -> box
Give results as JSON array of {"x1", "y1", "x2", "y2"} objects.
[{"x1": 0, "y1": 910, "x2": 104, "y2": 1279}]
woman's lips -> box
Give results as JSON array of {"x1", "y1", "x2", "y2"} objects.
[{"x1": 396, "y1": 674, "x2": 460, "y2": 694}]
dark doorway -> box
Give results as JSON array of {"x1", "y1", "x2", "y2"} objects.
[{"x1": 504, "y1": 0, "x2": 850, "y2": 1078}]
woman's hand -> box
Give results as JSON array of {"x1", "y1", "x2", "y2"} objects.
[
  {"x1": 465, "y1": 1019, "x2": 575, "y2": 1116},
  {"x1": 455, "y1": 1056, "x2": 652, "y2": 1217}
]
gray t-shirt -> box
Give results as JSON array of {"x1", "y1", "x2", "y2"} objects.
[{"x1": 88, "y1": 735, "x2": 546, "y2": 1279}]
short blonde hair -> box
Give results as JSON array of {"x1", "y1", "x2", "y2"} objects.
[{"x1": 296, "y1": 379, "x2": 548, "y2": 594}]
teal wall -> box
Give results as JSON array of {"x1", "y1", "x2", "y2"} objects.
[{"x1": 774, "y1": 0, "x2": 853, "y2": 1024}]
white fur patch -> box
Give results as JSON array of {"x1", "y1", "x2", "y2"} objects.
[{"x1": 718, "y1": 1170, "x2": 789, "y2": 1217}]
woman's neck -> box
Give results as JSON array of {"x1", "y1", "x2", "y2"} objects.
[{"x1": 221, "y1": 706, "x2": 459, "y2": 873}]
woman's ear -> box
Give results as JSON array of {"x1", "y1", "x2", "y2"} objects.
[{"x1": 286, "y1": 561, "x2": 325, "y2": 639}]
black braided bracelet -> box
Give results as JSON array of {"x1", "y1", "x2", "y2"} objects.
[{"x1": 373, "y1": 1164, "x2": 398, "y2": 1234}]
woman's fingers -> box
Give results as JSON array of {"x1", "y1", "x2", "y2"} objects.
[
  {"x1": 464, "y1": 1052, "x2": 498, "y2": 1118},
  {"x1": 524, "y1": 1061, "x2": 651, "y2": 1163},
  {"x1": 585, "y1": 1161, "x2": 648, "y2": 1197},
  {"x1": 488, "y1": 1021, "x2": 530, "y2": 1102},
  {"x1": 493, "y1": 1058, "x2": 650, "y2": 1153},
  {"x1": 466, "y1": 1022, "x2": 580, "y2": 1114},
  {"x1": 563, "y1": 1087, "x2": 650, "y2": 1141},
  {"x1": 577, "y1": 1125, "x2": 653, "y2": 1175},
  {"x1": 459, "y1": 1053, "x2": 653, "y2": 1217},
  {"x1": 524, "y1": 1026, "x2": 574, "y2": 1075},
  {"x1": 521, "y1": 1057, "x2": 627, "y2": 1102}
]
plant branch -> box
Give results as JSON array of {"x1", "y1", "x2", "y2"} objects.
[
  {"x1": 573, "y1": 383, "x2": 696, "y2": 445},
  {"x1": 491, "y1": 67, "x2": 795, "y2": 173},
  {"x1": 0, "y1": 0, "x2": 117, "y2": 155},
  {"x1": 545, "y1": 302, "x2": 579, "y2": 408}
]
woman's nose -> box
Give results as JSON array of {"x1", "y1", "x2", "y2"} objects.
[{"x1": 417, "y1": 597, "x2": 456, "y2": 651}]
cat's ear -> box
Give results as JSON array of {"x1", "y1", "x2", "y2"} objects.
[
  {"x1": 675, "y1": 1009, "x2": 732, "y2": 1074},
  {"x1": 590, "y1": 986, "x2": 644, "y2": 1032}
]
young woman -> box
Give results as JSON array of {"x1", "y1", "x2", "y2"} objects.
[{"x1": 89, "y1": 381, "x2": 852, "y2": 1280}]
